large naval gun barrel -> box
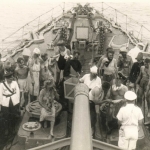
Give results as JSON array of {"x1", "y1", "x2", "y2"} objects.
[{"x1": 70, "y1": 83, "x2": 92, "y2": 150}]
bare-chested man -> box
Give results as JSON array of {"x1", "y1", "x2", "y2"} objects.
[
  {"x1": 112, "y1": 78, "x2": 128, "y2": 100},
  {"x1": 99, "y1": 49, "x2": 118, "y2": 83},
  {"x1": 15, "y1": 57, "x2": 29, "y2": 109}
]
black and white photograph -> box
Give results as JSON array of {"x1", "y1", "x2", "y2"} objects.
[{"x1": 0, "y1": 0, "x2": 150, "y2": 149}]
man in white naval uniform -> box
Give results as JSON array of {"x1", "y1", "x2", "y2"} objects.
[{"x1": 117, "y1": 91, "x2": 143, "y2": 150}]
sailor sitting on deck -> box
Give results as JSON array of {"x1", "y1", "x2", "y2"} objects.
[
  {"x1": 63, "y1": 50, "x2": 82, "y2": 80},
  {"x1": 117, "y1": 47, "x2": 133, "y2": 85},
  {"x1": 15, "y1": 57, "x2": 29, "y2": 109},
  {"x1": 117, "y1": 91, "x2": 143, "y2": 150},
  {"x1": 38, "y1": 78, "x2": 59, "y2": 138},
  {"x1": 28, "y1": 48, "x2": 41, "y2": 102}
]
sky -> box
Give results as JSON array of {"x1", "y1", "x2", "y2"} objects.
[{"x1": 0, "y1": 0, "x2": 150, "y2": 3}]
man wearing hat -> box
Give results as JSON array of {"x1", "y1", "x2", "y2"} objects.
[
  {"x1": 22, "y1": 48, "x2": 31, "y2": 66},
  {"x1": 128, "y1": 42, "x2": 144, "y2": 63},
  {"x1": 129, "y1": 52, "x2": 144, "y2": 86},
  {"x1": 79, "y1": 65, "x2": 102, "y2": 134},
  {"x1": 136, "y1": 58, "x2": 150, "y2": 108},
  {"x1": 0, "y1": 72, "x2": 20, "y2": 133},
  {"x1": 64, "y1": 50, "x2": 82, "y2": 80},
  {"x1": 118, "y1": 47, "x2": 133, "y2": 84},
  {"x1": 117, "y1": 91, "x2": 143, "y2": 150},
  {"x1": 28, "y1": 48, "x2": 41, "y2": 102},
  {"x1": 79, "y1": 65, "x2": 101, "y2": 90}
]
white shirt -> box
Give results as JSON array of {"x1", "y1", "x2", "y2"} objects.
[
  {"x1": 128, "y1": 46, "x2": 142, "y2": 63},
  {"x1": 79, "y1": 74, "x2": 101, "y2": 90},
  {"x1": 117, "y1": 104, "x2": 143, "y2": 126},
  {"x1": 0, "y1": 81, "x2": 20, "y2": 107}
]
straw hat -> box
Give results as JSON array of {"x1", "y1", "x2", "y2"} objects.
[{"x1": 124, "y1": 91, "x2": 137, "y2": 101}]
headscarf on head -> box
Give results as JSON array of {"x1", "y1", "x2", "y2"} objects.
[{"x1": 90, "y1": 66, "x2": 98, "y2": 74}]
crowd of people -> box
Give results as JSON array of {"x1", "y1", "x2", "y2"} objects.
[
  {"x1": 0, "y1": 41, "x2": 148, "y2": 149},
  {"x1": 0, "y1": 44, "x2": 82, "y2": 137},
  {"x1": 81, "y1": 42, "x2": 146, "y2": 150}
]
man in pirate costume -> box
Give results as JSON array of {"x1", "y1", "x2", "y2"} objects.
[
  {"x1": 0, "y1": 72, "x2": 20, "y2": 134},
  {"x1": 136, "y1": 58, "x2": 150, "y2": 109},
  {"x1": 63, "y1": 50, "x2": 82, "y2": 80}
]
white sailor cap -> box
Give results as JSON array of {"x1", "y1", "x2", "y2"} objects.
[
  {"x1": 90, "y1": 66, "x2": 98, "y2": 74},
  {"x1": 124, "y1": 91, "x2": 137, "y2": 101},
  {"x1": 33, "y1": 48, "x2": 40, "y2": 54}
]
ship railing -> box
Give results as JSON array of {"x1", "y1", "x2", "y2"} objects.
[
  {"x1": 91, "y1": 2, "x2": 150, "y2": 48},
  {"x1": 0, "y1": 2, "x2": 76, "y2": 57},
  {"x1": 27, "y1": 138, "x2": 123, "y2": 150},
  {"x1": 1, "y1": 2, "x2": 150, "y2": 57}
]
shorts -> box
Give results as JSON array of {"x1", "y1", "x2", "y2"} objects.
[
  {"x1": 103, "y1": 74, "x2": 115, "y2": 83},
  {"x1": 18, "y1": 78, "x2": 28, "y2": 92}
]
